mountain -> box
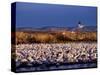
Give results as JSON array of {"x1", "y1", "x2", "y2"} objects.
[
  {"x1": 16, "y1": 27, "x2": 39, "y2": 31},
  {"x1": 16, "y1": 26, "x2": 68, "y2": 32},
  {"x1": 16, "y1": 25, "x2": 97, "y2": 32},
  {"x1": 39, "y1": 26, "x2": 68, "y2": 31}
]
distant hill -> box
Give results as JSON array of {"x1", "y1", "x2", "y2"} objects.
[{"x1": 16, "y1": 25, "x2": 97, "y2": 32}]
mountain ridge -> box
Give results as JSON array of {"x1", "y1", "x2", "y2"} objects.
[{"x1": 16, "y1": 25, "x2": 97, "y2": 32}]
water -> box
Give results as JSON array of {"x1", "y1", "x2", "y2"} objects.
[{"x1": 16, "y1": 62, "x2": 97, "y2": 72}]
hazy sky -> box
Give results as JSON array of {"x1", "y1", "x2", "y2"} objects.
[{"x1": 15, "y1": 2, "x2": 97, "y2": 28}]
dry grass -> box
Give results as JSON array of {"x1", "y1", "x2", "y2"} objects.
[{"x1": 12, "y1": 31, "x2": 97, "y2": 44}]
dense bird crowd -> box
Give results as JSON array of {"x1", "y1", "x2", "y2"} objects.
[{"x1": 15, "y1": 42, "x2": 97, "y2": 65}]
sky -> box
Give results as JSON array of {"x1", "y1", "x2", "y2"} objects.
[{"x1": 15, "y1": 2, "x2": 97, "y2": 28}]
